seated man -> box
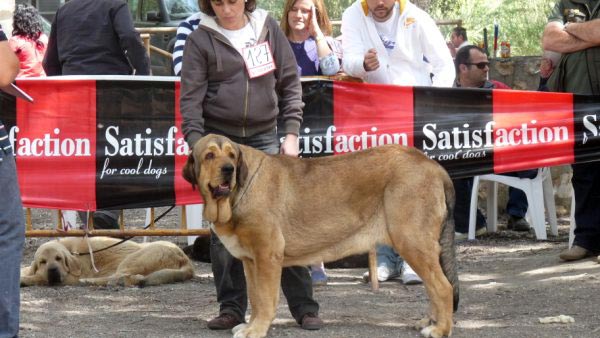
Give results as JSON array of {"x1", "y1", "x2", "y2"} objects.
[{"x1": 452, "y1": 45, "x2": 538, "y2": 239}]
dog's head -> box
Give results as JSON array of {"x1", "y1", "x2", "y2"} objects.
[
  {"x1": 30, "y1": 241, "x2": 82, "y2": 286},
  {"x1": 183, "y1": 134, "x2": 247, "y2": 223}
]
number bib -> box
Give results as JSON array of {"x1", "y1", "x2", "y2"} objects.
[{"x1": 242, "y1": 41, "x2": 276, "y2": 79}]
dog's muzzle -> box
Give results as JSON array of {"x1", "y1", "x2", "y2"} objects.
[
  {"x1": 47, "y1": 266, "x2": 63, "y2": 286},
  {"x1": 209, "y1": 164, "x2": 234, "y2": 199}
]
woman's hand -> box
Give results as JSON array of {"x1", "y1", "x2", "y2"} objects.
[
  {"x1": 280, "y1": 134, "x2": 299, "y2": 157},
  {"x1": 307, "y1": 6, "x2": 323, "y2": 40}
]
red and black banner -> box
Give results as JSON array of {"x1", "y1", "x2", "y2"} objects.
[{"x1": 1, "y1": 77, "x2": 599, "y2": 211}]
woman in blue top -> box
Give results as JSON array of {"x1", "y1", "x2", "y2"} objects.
[{"x1": 281, "y1": 0, "x2": 341, "y2": 76}]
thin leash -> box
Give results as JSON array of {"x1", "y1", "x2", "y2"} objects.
[{"x1": 73, "y1": 205, "x2": 176, "y2": 256}]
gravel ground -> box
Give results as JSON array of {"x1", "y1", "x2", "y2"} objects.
[{"x1": 18, "y1": 208, "x2": 600, "y2": 338}]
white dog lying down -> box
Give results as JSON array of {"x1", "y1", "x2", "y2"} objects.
[{"x1": 21, "y1": 237, "x2": 194, "y2": 287}]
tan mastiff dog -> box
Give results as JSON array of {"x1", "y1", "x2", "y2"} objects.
[
  {"x1": 21, "y1": 237, "x2": 194, "y2": 287},
  {"x1": 183, "y1": 134, "x2": 458, "y2": 338}
]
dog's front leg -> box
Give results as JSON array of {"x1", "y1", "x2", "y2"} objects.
[{"x1": 233, "y1": 252, "x2": 282, "y2": 338}]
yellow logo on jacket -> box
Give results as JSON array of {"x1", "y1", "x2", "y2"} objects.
[{"x1": 405, "y1": 17, "x2": 416, "y2": 27}]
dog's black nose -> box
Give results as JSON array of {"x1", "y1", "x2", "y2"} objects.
[
  {"x1": 47, "y1": 266, "x2": 62, "y2": 286},
  {"x1": 221, "y1": 164, "x2": 234, "y2": 177}
]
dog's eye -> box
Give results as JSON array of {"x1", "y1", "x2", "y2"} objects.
[
  {"x1": 55, "y1": 256, "x2": 62, "y2": 261},
  {"x1": 205, "y1": 152, "x2": 215, "y2": 160},
  {"x1": 229, "y1": 153, "x2": 235, "y2": 160},
  {"x1": 40, "y1": 259, "x2": 46, "y2": 265}
]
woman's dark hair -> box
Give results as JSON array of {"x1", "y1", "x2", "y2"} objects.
[
  {"x1": 12, "y1": 4, "x2": 44, "y2": 46},
  {"x1": 199, "y1": 0, "x2": 256, "y2": 17}
]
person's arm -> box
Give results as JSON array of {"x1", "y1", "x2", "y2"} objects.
[
  {"x1": 419, "y1": 15, "x2": 455, "y2": 87},
  {"x1": 112, "y1": 2, "x2": 150, "y2": 75},
  {"x1": 307, "y1": 6, "x2": 339, "y2": 75},
  {"x1": 341, "y1": 6, "x2": 369, "y2": 79},
  {"x1": 0, "y1": 33, "x2": 19, "y2": 86},
  {"x1": 542, "y1": 21, "x2": 596, "y2": 54},
  {"x1": 42, "y1": 15, "x2": 61, "y2": 76},
  {"x1": 172, "y1": 14, "x2": 200, "y2": 76},
  {"x1": 271, "y1": 18, "x2": 303, "y2": 156},
  {"x1": 563, "y1": 19, "x2": 600, "y2": 45},
  {"x1": 180, "y1": 35, "x2": 208, "y2": 148}
]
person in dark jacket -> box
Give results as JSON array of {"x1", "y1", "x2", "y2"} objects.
[
  {"x1": 180, "y1": 0, "x2": 323, "y2": 332},
  {"x1": 43, "y1": 0, "x2": 149, "y2": 75},
  {"x1": 43, "y1": 0, "x2": 150, "y2": 229}
]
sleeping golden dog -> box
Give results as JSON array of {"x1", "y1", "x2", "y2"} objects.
[
  {"x1": 21, "y1": 237, "x2": 194, "y2": 287},
  {"x1": 183, "y1": 134, "x2": 458, "y2": 338}
]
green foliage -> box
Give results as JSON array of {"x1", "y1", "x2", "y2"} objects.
[
  {"x1": 428, "y1": 0, "x2": 556, "y2": 56},
  {"x1": 259, "y1": 0, "x2": 556, "y2": 55}
]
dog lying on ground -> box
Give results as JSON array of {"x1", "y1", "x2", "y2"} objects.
[
  {"x1": 21, "y1": 237, "x2": 194, "y2": 287},
  {"x1": 183, "y1": 134, "x2": 458, "y2": 338}
]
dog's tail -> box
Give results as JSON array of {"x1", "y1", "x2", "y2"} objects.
[
  {"x1": 439, "y1": 175, "x2": 459, "y2": 312},
  {"x1": 138, "y1": 262, "x2": 194, "y2": 288}
]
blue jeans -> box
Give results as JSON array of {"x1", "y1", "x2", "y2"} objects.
[
  {"x1": 376, "y1": 244, "x2": 403, "y2": 274},
  {"x1": 205, "y1": 128, "x2": 319, "y2": 323},
  {"x1": 0, "y1": 151, "x2": 25, "y2": 338}
]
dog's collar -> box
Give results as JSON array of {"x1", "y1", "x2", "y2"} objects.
[{"x1": 232, "y1": 156, "x2": 266, "y2": 211}]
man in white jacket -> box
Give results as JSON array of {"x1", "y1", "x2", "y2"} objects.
[{"x1": 341, "y1": 0, "x2": 454, "y2": 284}]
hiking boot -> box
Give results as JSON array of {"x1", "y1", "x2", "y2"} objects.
[
  {"x1": 207, "y1": 313, "x2": 243, "y2": 330},
  {"x1": 559, "y1": 245, "x2": 593, "y2": 261},
  {"x1": 507, "y1": 216, "x2": 530, "y2": 232},
  {"x1": 455, "y1": 226, "x2": 487, "y2": 240},
  {"x1": 300, "y1": 313, "x2": 323, "y2": 330}
]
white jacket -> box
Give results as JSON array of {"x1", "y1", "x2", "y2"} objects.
[{"x1": 341, "y1": 0, "x2": 454, "y2": 87}]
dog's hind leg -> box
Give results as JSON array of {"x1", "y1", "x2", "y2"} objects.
[{"x1": 394, "y1": 240, "x2": 453, "y2": 338}]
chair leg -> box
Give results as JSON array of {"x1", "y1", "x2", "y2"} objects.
[
  {"x1": 486, "y1": 181, "x2": 498, "y2": 233},
  {"x1": 542, "y1": 171, "x2": 558, "y2": 236},
  {"x1": 468, "y1": 176, "x2": 481, "y2": 240},
  {"x1": 569, "y1": 192, "x2": 576, "y2": 248},
  {"x1": 527, "y1": 183, "x2": 548, "y2": 240}
]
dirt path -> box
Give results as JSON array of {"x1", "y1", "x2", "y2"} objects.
[{"x1": 18, "y1": 209, "x2": 600, "y2": 338}]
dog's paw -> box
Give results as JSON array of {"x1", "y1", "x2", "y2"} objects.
[
  {"x1": 232, "y1": 323, "x2": 267, "y2": 338},
  {"x1": 420, "y1": 324, "x2": 445, "y2": 338},
  {"x1": 415, "y1": 317, "x2": 433, "y2": 330}
]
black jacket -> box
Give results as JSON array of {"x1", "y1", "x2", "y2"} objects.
[{"x1": 43, "y1": 0, "x2": 149, "y2": 75}]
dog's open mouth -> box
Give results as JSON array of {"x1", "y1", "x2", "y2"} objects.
[{"x1": 209, "y1": 182, "x2": 231, "y2": 199}]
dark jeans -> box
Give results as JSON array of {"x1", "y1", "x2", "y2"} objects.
[
  {"x1": 206, "y1": 128, "x2": 319, "y2": 323},
  {"x1": 571, "y1": 162, "x2": 600, "y2": 252},
  {"x1": 0, "y1": 150, "x2": 25, "y2": 337},
  {"x1": 453, "y1": 169, "x2": 538, "y2": 233}
]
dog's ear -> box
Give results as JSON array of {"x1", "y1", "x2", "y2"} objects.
[
  {"x1": 236, "y1": 145, "x2": 248, "y2": 188},
  {"x1": 65, "y1": 252, "x2": 81, "y2": 277},
  {"x1": 182, "y1": 152, "x2": 198, "y2": 189}
]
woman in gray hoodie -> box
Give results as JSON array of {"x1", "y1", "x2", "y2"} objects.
[{"x1": 180, "y1": 0, "x2": 323, "y2": 332}]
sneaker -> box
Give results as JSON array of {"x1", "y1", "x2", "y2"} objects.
[
  {"x1": 207, "y1": 313, "x2": 243, "y2": 330},
  {"x1": 401, "y1": 263, "x2": 422, "y2": 285},
  {"x1": 455, "y1": 226, "x2": 487, "y2": 240},
  {"x1": 507, "y1": 216, "x2": 530, "y2": 231},
  {"x1": 310, "y1": 267, "x2": 328, "y2": 286},
  {"x1": 559, "y1": 245, "x2": 593, "y2": 261},
  {"x1": 362, "y1": 265, "x2": 400, "y2": 283},
  {"x1": 300, "y1": 312, "x2": 323, "y2": 330}
]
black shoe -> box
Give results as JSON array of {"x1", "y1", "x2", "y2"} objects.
[
  {"x1": 300, "y1": 313, "x2": 323, "y2": 330},
  {"x1": 207, "y1": 313, "x2": 243, "y2": 330},
  {"x1": 92, "y1": 213, "x2": 119, "y2": 229},
  {"x1": 507, "y1": 216, "x2": 530, "y2": 231}
]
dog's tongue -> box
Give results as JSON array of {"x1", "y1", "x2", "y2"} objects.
[{"x1": 214, "y1": 183, "x2": 230, "y2": 195}]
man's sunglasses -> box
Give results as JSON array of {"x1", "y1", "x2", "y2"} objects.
[{"x1": 464, "y1": 62, "x2": 490, "y2": 70}]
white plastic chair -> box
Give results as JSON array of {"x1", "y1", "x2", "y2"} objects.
[{"x1": 468, "y1": 167, "x2": 558, "y2": 240}]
